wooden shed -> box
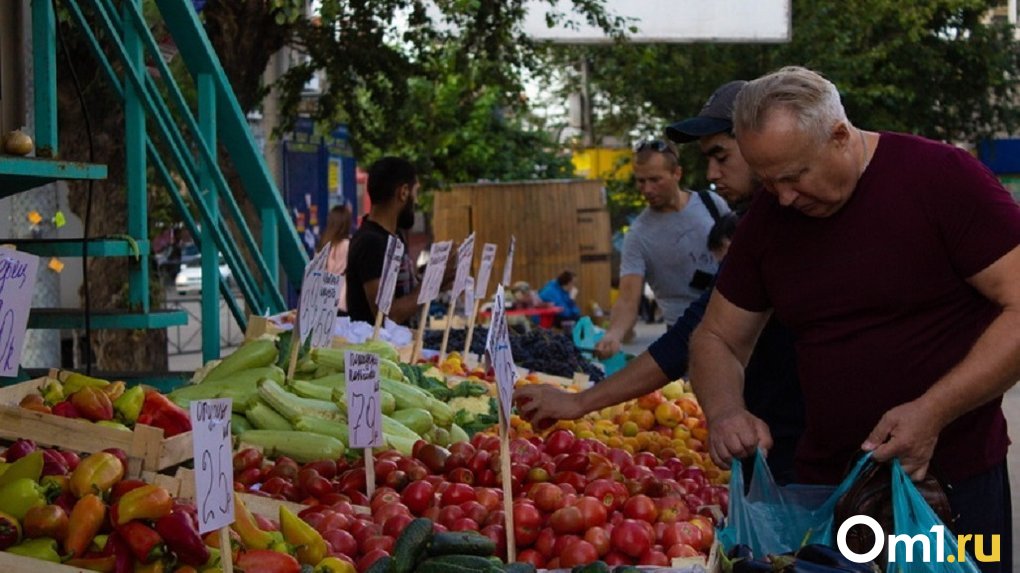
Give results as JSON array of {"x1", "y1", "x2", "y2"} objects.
[{"x1": 432, "y1": 179, "x2": 612, "y2": 314}]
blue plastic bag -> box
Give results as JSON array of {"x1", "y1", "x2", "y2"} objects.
[
  {"x1": 718, "y1": 449, "x2": 873, "y2": 556},
  {"x1": 884, "y1": 459, "x2": 982, "y2": 573}
]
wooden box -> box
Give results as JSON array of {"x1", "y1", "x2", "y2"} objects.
[{"x1": 0, "y1": 377, "x2": 193, "y2": 477}]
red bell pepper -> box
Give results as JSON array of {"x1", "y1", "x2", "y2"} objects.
[
  {"x1": 137, "y1": 391, "x2": 191, "y2": 437},
  {"x1": 106, "y1": 531, "x2": 134, "y2": 573},
  {"x1": 154, "y1": 510, "x2": 208, "y2": 566},
  {"x1": 235, "y1": 549, "x2": 301, "y2": 573},
  {"x1": 117, "y1": 520, "x2": 164, "y2": 563}
]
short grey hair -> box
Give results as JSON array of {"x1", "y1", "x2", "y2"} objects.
[{"x1": 733, "y1": 66, "x2": 848, "y2": 142}]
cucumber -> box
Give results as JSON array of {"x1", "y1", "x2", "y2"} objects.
[
  {"x1": 611, "y1": 566, "x2": 641, "y2": 573},
  {"x1": 573, "y1": 562, "x2": 610, "y2": 573},
  {"x1": 392, "y1": 518, "x2": 434, "y2": 573},
  {"x1": 415, "y1": 555, "x2": 495, "y2": 573},
  {"x1": 426, "y1": 532, "x2": 496, "y2": 557},
  {"x1": 504, "y1": 563, "x2": 536, "y2": 573},
  {"x1": 366, "y1": 555, "x2": 395, "y2": 573}
]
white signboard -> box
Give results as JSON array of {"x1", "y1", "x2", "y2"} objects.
[
  {"x1": 486, "y1": 285, "x2": 517, "y2": 422},
  {"x1": 299, "y1": 245, "x2": 341, "y2": 348},
  {"x1": 190, "y1": 399, "x2": 234, "y2": 533},
  {"x1": 452, "y1": 233, "x2": 475, "y2": 299},
  {"x1": 0, "y1": 248, "x2": 40, "y2": 377},
  {"x1": 463, "y1": 277, "x2": 475, "y2": 318},
  {"x1": 501, "y1": 236, "x2": 516, "y2": 287},
  {"x1": 376, "y1": 236, "x2": 405, "y2": 316},
  {"x1": 475, "y1": 243, "x2": 497, "y2": 299},
  {"x1": 417, "y1": 241, "x2": 453, "y2": 304},
  {"x1": 345, "y1": 351, "x2": 383, "y2": 448}
]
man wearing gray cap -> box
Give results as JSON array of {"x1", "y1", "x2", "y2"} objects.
[{"x1": 516, "y1": 80, "x2": 804, "y2": 483}]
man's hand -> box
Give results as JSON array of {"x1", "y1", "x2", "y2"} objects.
[
  {"x1": 514, "y1": 384, "x2": 587, "y2": 431},
  {"x1": 862, "y1": 400, "x2": 942, "y2": 481},
  {"x1": 594, "y1": 335, "x2": 622, "y2": 359},
  {"x1": 705, "y1": 408, "x2": 773, "y2": 469}
]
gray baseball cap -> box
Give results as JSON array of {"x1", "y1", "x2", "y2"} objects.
[{"x1": 665, "y1": 80, "x2": 747, "y2": 143}]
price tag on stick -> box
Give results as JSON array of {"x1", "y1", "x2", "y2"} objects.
[
  {"x1": 463, "y1": 277, "x2": 475, "y2": 318},
  {"x1": 501, "y1": 236, "x2": 516, "y2": 287},
  {"x1": 344, "y1": 351, "x2": 383, "y2": 449},
  {"x1": 375, "y1": 236, "x2": 405, "y2": 316},
  {"x1": 486, "y1": 285, "x2": 517, "y2": 422},
  {"x1": 417, "y1": 241, "x2": 453, "y2": 305},
  {"x1": 475, "y1": 243, "x2": 497, "y2": 299},
  {"x1": 299, "y1": 244, "x2": 341, "y2": 349},
  {"x1": 0, "y1": 248, "x2": 40, "y2": 377},
  {"x1": 190, "y1": 398, "x2": 235, "y2": 534},
  {"x1": 451, "y1": 233, "x2": 475, "y2": 299}
]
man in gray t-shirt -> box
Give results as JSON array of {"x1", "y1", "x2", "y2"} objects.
[{"x1": 595, "y1": 140, "x2": 728, "y2": 358}]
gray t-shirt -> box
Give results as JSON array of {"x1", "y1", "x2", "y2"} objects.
[{"x1": 620, "y1": 190, "x2": 729, "y2": 326}]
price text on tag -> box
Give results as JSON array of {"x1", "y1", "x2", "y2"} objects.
[
  {"x1": 475, "y1": 243, "x2": 497, "y2": 298},
  {"x1": 376, "y1": 236, "x2": 405, "y2": 316},
  {"x1": 463, "y1": 277, "x2": 475, "y2": 318},
  {"x1": 417, "y1": 241, "x2": 452, "y2": 304},
  {"x1": 345, "y1": 351, "x2": 383, "y2": 448},
  {"x1": 0, "y1": 248, "x2": 40, "y2": 377},
  {"x1": 190, "y1": 398, "x2": 234, "y2": 533},
  {"x1": 452, "y1": 233, "x2": 475, "y2": 299},
  {"x1": 501, "y1": 236, "x2": 516, "y2": 287},
  {"x1": 299, "y1": 244, "x2": 341, "y2": 348},
  {"x1": 487, "y1": 285, "x2": 517, "y2": 422}
]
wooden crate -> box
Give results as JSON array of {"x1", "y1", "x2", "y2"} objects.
[
  {"x1": 0, "y1": 377, "x2": 193, "y2": 477},
  {"x1": 0, "y1": 552, "x2": 96, "y2": 572}
]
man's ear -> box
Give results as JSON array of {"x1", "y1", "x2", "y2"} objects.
[
  {"x1": 831, "y1": 121, "x2": 852, "y2": 148},
  {"x1": 397, "y1": 183, "x2": 410, "y2": 202}
]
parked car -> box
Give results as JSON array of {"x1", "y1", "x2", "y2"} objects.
[
  {"x1": 174, "y1": 255, "x2": 232, "y2": 295},
  {"x1": 156, "y1": 242, "x2": 200, "y2": 285}
]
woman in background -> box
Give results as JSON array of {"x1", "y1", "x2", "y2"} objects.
[
  {"x1": 320, "y1": 205, "x2": 353, "y2": 314},
  {"x1": 538, "y1": 269, "x2": 582, "y2": 326}
]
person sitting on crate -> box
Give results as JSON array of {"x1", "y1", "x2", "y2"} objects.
[{"x1": 538, "y1": 270, "x2": 582, "y2": 329}]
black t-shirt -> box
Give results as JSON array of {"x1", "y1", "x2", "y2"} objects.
[{"x1": 345, "y1": 218, "x2": 417, "y2": 324}]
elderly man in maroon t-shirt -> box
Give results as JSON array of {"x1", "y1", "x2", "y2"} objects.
[{"x1": 689, "y1": 66, "x2": 1020, "y2": 572}]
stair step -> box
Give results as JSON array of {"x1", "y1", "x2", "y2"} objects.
[
  {"x1": 0, "y1": 156, "x2": 107, "y2": 199},
  {"x1": 5, "y1": 238, "x2": 149, "y2": 258},
  {"x1": 28, "y1": 308, "x2": 188, "y2": 330}
]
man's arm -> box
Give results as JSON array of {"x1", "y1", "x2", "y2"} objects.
[
  {"x1": 647, "y1": 284, "x2": 711, "y2": 380},
  {"x1": 595, "y1": 274, "x2": 643, "y2": 358},
  {"x1": 689, "y1": 290, "x2": 771, "y2": 468},
  {"x1": 864, "y1": 244, "x2": 1020, "y2": 479},
  {"x1": 362, "y1": 278, "x2": 422, "y2": 325}
]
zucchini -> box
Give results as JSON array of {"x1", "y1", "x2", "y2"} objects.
[
  {"x1": 416, "y1": 555, "x2": 496, "y2": 573},
  {"x1": 231, "y1": 413, "x2": 253, "y2": 435},
  {"x1": 426, "y1": 532, "x2": 496, "y2": 557},
  {"x1": 391, "y1": 408, "x2": 434, "y2": 436},
  {"x1": 204, "y1": 339, "x2": 278, "y2": 382},
  {"x1": 365, "y1": 555, "x2": 394, "y2": 573},
  {"x1": 259, "y1": 378, "x2": 341, "y2": 422},
  {"x1": 238, "y1": 430, "x2": 345, "y2": 463},
  {"x1": 292, "y1": 415, "x2": 350, "y2": 445},
  {"x1": 245, "y1": 398, "x2": 294, "y2": 431},
  {"x1": 392, "y1": 518, "x2": 434, "y2": 573}
]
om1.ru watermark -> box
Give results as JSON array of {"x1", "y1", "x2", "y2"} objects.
[{"x1": 836, "y1": 515, "x2": 1001, "y2": 564}]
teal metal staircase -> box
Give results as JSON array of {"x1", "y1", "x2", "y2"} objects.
[{"x1": 14, "y1": 0, "x2": 308, "y2": 365}]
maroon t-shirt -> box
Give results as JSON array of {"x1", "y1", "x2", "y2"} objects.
[{"x1": 716, "y1": 132, "x2": 1020, "y2": 485}]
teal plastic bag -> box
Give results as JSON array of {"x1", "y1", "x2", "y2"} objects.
[
  {"x1": 719, "y1": 449, "x2": 873, "y2": 556},
  {"x1": 884, "y1": 459, "x2": 982, "y2": 572}
]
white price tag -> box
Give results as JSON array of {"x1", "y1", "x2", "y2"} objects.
[
  {"x1": 417, "y1": 241, "x2": 452, "y2": 304},
  {"x1": 486, "y1": 285, "x2": 517, "y2": 421},
  {"x1": 501, "y1": 236, "x2": 516, "y2": 287},
  {"x1": 190, "y1": 398, "x2": 234, "y2": 533},
  {"x1": 463, "y1": 277, "x2": 475, "y2": 318},
  {"x1": 475, "y1": 243, "x2": 497, "y2": 299},
  {"x1": 299, "y1": 245, "x2": 341, "y2": 348},
  {"x1": 452, "y1": 233, "x2": 475, "y2": 299},
  {"x1": 376, "y1": 236, "x2": 405, "y2": 316},
  {"x1": 345, "y1": 351, "x2": 383, "y2": 448},
  {"x1": 0, "y1": 248, "x2": 40, "y2": 377}
]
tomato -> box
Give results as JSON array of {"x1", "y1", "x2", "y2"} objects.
[
  {"x1": 527, "y1": 482, "x2": 564, "y2": 513},
  {"x1": 584, "y1": 479, "x2": 622, "y2": 512},
  {"x1": 534, "y1": 527, "x2": 556, "y2": 557},
  {"x1": 511, "y1": 501, "x2": 542, "y2": 546},
  {"x1": 526, "y1": 467, "x2": 551, "y2": 483},
  {"x1": 261, "y1": 476, "x2": 290, "y2": 496},
  {"x1": 561, "y1": 540, "x2": 599, "y2": 568},
  {"x1": 415, "y1": 444, "x2": 452, "y2": 474},
  {"x1": 667, "y1": 543, "x2": 700, "y2": 558},
  {"x1": 549, "y1": 505, "x2": 584, "y2": 534},
  {"x1": 632, "y1": 452, "x2": 658, "y2": 468},
  {"x1": 319, "y1": 511, "x2": 352, "y2": 533},
  {"x1": 384, "y1": 470, "x2": 409, "y2": 491},
  {"x1": 484, "y1": 509, "x2": 505, "y2": 528},
  {"x1": 233, "y1": 448, "x2": 263, "y2": 473},
  {"x1": 338, "y1": 468, "x2": 367, "y2": 494},
  {"x1": 639, "y1": 549, "x2": 669, "y2": 566},
  {"x1": 477, "y1": 469, "x2": 498, "y2": 488},
  {"x1": 476, "y1": 435, "x2": 500, "y2": 452},
  {"x1": 474, "y1": 488, "x2": 502, "y2": 513},
  {"x1": 441, "y1": 483, "x2": 476, "y2": 506},
  {"x1": 544, "y1": 429, "x2": 576, "y2": 456},
  {"x1": 450, "y1": 517, "x2": 480, "y2": 532},
  {"x1": 361, "y1": 535, "x2": 395, "y2": 555},
  {"x1": 323, "y1": 529, "x2": 357, "y2": 556},
  {"x1": 603, "y1": 551, "x2": 631, "y2": 566},
  {"x1": 606, "y1": 448, "x2": 633, "y2": 469},
  {"x1": 459, "y1": 501, "x2": 488, "y2": 525},
  {"x1": 573, "y1": 496, "x2": 608, "y2": 529},
  {"x1": 583, "y1": 526, "x2": 610, "y2": 557},
  {"x1": 357, "y1": 549, "x2": 389, "y2": 572},
  {"x1": 552, "y1": 534, "x2": 581, "y2": 556},
  {"x1": 370, "y1": 489, "x2": 402, "y2": 514},
  {"x1": 383, "y1": 513, "x2": 415, "y2": 537},
  {"x1": 445, "y1": 452, "x2": 468, "y2": 473},
  {"x1": 611, "y1": 519, "x2": 652, "y2": 558},
  {"x1": 304, "y1": 459, "x2": 338, "y2": 480},
  {"x1": 306, "y1": 475, "x2": 333, "y2": 499},
  {"x1": 412, "y1": 439, "x2": 429, "y2": 458},
  {"x1": 660, "y1": 522, "x2": 701, "y2": 549},
  {"x1": 438, "y1": 505, "x2": 465, "y2": 528},
  {"x1": 467, "y1": 450, "x2": 492, "y2": 476},
  {"x1": 509, "y1": 438, "x2": 541, "y2": 466},
  {"x1": 623, "y1": 494, "x2": 659, "y2": 523},
  {"x1": 555, "y1": 453, "x2": 589, "y2": 473},
  {"x1": 401, "y1": 480, "x2": 435, "y2": 515},
  {"x1": 447, "y1": 467, "x2": 475, "y2": 485},
  {"x1": 517, "y1": 549, "x2": 546, "y2": 568},
  {"x1": 655, "y1": 496, "x2": 691, "y2": 524},
  {"x1": 553, "y1": 471, "x2": 586, "y2": 491},
  {"x1": 688, "y1": 516, "x2": 715, "y2": 551},
  {"x1": 450, "y1": 441, "x2": 477, "y2": 459},
  {"x1": 480, "y1": 524, "x2": 507, "y2": 559}
]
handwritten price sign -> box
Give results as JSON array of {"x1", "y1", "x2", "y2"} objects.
[
  {"x1": 299, "y1": 244, "x2": 341, "y2": 348},
  {"x1": 417, "y1": 241, "x2": 452, "y2": 304},
  {"x1": 376, "y1": 236, "x2": 405, "y2": 316},
  {"x1": 452, "y1": 233, "x2": 475, "y2": 299},
  {"x1": 190, "y1": 399, "x2": 234, "y2": 533},
  {"x1": 345, "y1": 351, "x2": 383, "y2": 448},
  {"x1": 501, "y1": 236, "x2": 516, "y2": 287},
  {"x1": 475, "y1": 243, "x2": 497, "y2": 299},
  {"x1": 463, "y1": 277, "x2": 475, "y2": 318},
  {"x1": 0, "y1": 248, "x2": 40, "y2": 377},
  {"x1": 487, "y1": 285, "x2": 517, "y2": 422}
]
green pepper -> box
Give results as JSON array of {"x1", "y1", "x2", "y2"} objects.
[
  {"x1": 0, "y1": 478, "x2": 48, "y2": 520},
  {"x1": 6, "y1": 536, "x2": 62, "y2": 562},
  {"x1": 113, "y1": 385, "x2": 145, "y2": 424},
  {"x1": 0, "y1": 451, "x2": 43, "y2": 488},
  {"x1": 95, "y1": 420, "x2": 132, "y2": 432},
  {"x1": 41, "y1": 379, "x2": 65, "y2": 405}
]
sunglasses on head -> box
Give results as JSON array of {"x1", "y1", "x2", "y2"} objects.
[{"x1": 635, "y1": 139, "x2": 676, "y2": 156}]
